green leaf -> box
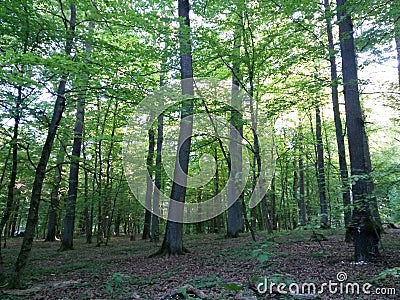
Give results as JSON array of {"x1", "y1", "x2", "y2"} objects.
[{"x1": 218, "y1": 282, "x2": 244, "y2": 291}]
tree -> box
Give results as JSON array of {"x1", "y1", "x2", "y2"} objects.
[
  {"x1": 336, "y1": 0, "x2": 381, "y2": 262},
  {"x1": 315, "y1": 106, "x2": 329, "y2": 228},
  {"x1": 324, "y1": 0, "x2": 351, "y2": 239},
  {"x1": 12, "y1": 3, "x2": 76, "y2": 285},
  {"x1": 151, "y1": 74, "x2": 166, "y2": 242},
  {"x1": 60, "y1": 73, "x2": 85, "y2": 251},
  {"x1": 45, "y1": 141, "x2": 65, "y2": 242},
  {"x1": 142, "y1": 125, "x2": 155, "y2": 239},
  {"x1": 156, "y1": 0, "x2": 194, "y2": 256},
  {"x1": 226, "y1": 17, "x2": 244, "y2": 238}
]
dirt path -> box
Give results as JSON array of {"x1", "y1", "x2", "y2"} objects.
[{"x1": 1, "y1": 228, "x2": 399, "y2": 299}]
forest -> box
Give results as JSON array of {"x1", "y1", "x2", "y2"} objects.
[{"x1": 0, "y1": 0, "x2": 400, "y2": 299}]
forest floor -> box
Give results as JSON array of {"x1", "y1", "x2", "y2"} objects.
[{"x1": 0, "y1": 227, "x2": 399, "y2": 299}]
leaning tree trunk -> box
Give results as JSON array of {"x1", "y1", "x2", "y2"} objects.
[
  {"x1": 336, "y1": 0, "x2": 381, "y2": 262},
  {"x1": 155, "y1": 0, "x2": 194, "y2": 256},
  {"x1": 45, "y1": 141, "x2": 65, "y2": 242},
  {"x1": 315, "y1": 107, "x2": 329, "y2": 228},
  {"x1": 13, "y1": 3, "x2": 76, "y2": 285},
  {"x1": 324, "y1": 0, "x2": 352, "y2": 240}
]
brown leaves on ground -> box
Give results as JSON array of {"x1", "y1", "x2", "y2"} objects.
[{"x1": 0, "y1": 228, "x2": 399, "y2": 299}]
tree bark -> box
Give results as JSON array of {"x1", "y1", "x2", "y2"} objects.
[
  {"x1": 155, "y1": 0, "x2": 194, "y2": 256},
  {"x1": 103, "y1": 101, "x2": 118, "y2": 244},
  {"x1": 60, "y1": 83, "x2": 85, "y2": 251},
  {"x1": 298, "y1": 127, "x2": 306, "y2": 226},
  {"x1": 45, "y1": 141, "x2": 65, "y2": 242},
  {"x1": 227, "y1": 20, "x2": 244, "y2": 238},
  {"x1": 336, "y1": 0, "x2": 381, "y2": 262},
  {"x1": 324, "y1": 0, "x2": 352, "y2": 240},
  {"x1": 315, "y1": 107, "x2": 329, "y2": 228},
  {"x1": 151, "y1": 95, "x2": 164, "y2": 242},
  {"x1": 82, "y1": 139, "x2": 92, "y2": 244},
  {"x1": 13, "y1": 3, "x2": 76, "y2": 284},
  {"x1": 142, "y1": 126, "x2": 155, "y2": 239}
]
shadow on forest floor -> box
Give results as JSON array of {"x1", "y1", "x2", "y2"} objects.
[{"x1": 1, "y1": 228, "x2": 399, "y2": 299}]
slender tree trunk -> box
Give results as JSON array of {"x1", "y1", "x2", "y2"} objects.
[
  {"x1": 60, "y1": 21, "x2": 93, "y2": 249},
  {"x1": 45, "y1": 141, "x2": 65, "y2": 242},
  {"x1": 324, "y1": 0, "x2": 352, "y2": 240},
  {"x1": 142, "y1": 126, "x2": 155, "y2": 239},
  {"x1": 155, "y1": 0, "x2": 194, "y2": 256},
  {"x1": 269, "y1": 176, "x2": 277, "y2": 230},
  {"x1": 315, "y1": 107, "x2": 329, "y2": 228},
  {"x1": 298, "y1": 127, "x2": 307, "y2": 226},
  {"x1": 151, "y1": 108, "x2": 163, "y2": 242},
  {"x1": 292, "y1": 159, "x2": 298, "y2": 224},
  {"x1": 227, "y1": 20, "x2": 244, "y2": 238},
  {"x1": 336, "y1": 0, "x2": 381, "y2": 262},
  {"x1": 95, "y1": 99, "x2": 111, "y2": 246},
  {"x1": 82, "y1": 140, "x2": 92, "y2": 244},
  {"x1": 60, "y1": 84, "x2": 85, "y2": 251},
  {"x1": 12, "y1": 3, "x2": 76, "y2": 284},
  {"x1": 103, "y1": 101, "x2": 118, "y2": 244},
  {"x1": 211, "y1": 147, "x2": 223, "y2": 233}
]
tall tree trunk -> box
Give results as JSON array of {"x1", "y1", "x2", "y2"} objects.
[
  {"x1": 155, "y1": 0, "x2": 194, "y2": 256},
  {"x1": 13, "y1": 3, "x2": 76, "y2": 285},
  {"x1": 95, "y1": 98, "x2": 111, "y2": 246},
  {"x1": 60, "y1": 83, "x2": 85, "y2": 251},
  {"x1": 45, "y1": 141, "x2": 65, "y2": 242},
  {"x1": 292, "y1": 159, "x2": 298, "y2": 225},
  {"x1": 298, "y1": 127, "x2": 307, "y2": 226},
  {"x1": 142, "y1": 126, "x2": 155, "y2": 239},
  {"x1": 241, "y1": 10, "x2": 272, "y2": 235},
  {"x1": 227, "y1": 20, "x2": 244, "y2": 238},
  {"x1": 60, "y1": 19, "x2": 92, "y2": 249},
  {"x1": 82, "y1": 139, "x2": 92, "y2": 244},
  {"x1": 103, "y1": 101, "x2": 118, "y2": 243},
  {"x1": 211, "y1": 147, "x2": 223, "y2": 233},
  {"x1": 324, "y1": 0, "x2": 352, "y2": 240},
  {"x1": 315, "y1": 107, "x2": 329, "y2": 228},
  {"x1": 336, "y1": 0, "x2": 381, "y2": 262},
  {"x1": 0, "y1": 87, "x2": 21, "y2": 274},
  {"x1": 269, "y1": 176, "x2": 277, "y2": 230},
  {"x1": 151, "y1": 96, "x2": 164, "y2": 242}
]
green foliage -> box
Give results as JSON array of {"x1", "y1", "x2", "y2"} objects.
[
  {"x1": 250, "y1": 243, "x2": 275, "y2": 265},
  {"x1": 373, "y1": 267, "x2": 400, "y2": 281},
  {"x1": 218, "y1": 282, "x2": 244, "y2": 291},
  {"x1": 105, "y1": 273, "x2": 131, "y2": 298}
]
